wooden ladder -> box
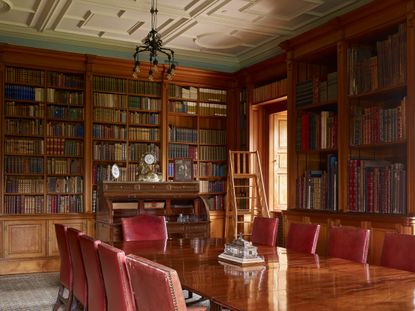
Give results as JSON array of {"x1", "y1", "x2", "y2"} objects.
[{"x1": 225, "y1": 150, "x2": 269, "y2": 240}]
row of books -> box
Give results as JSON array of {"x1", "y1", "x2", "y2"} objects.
[
  {"x1": 199, "y1": 180, "x2": 226, "y2": 193},
  {"x1": 128, "y1": 79, "x2": 161, "y2": 96},
  {"x1": 45, "y1": 138, "x2": 83, "y2": 156},
  {"x1": 169, "y1": 101, "x2": 197, "y2": 114},
  {"x1": 128, "y1": 143, "x2": 160, "y2": 162},
  {"x1": 316, "y1": 72, "x2": 338, "y2": 103},
  {"x1": 199, "y1": 146, "x2": 227, "y2": 161},
  {"x1": 93, "y1": 142, "x2": 127, "y2": 161},
  {"x1": 48, "y1": 106, "x2": 83, "y2": 121},
  {"x1": 47, "y1": 122, "x2": 84, "y2": 138},
  {"x1": 348, "y1": 160, "x2": 406, "y2": 214},
  {"x1": 93, "y1": 124, "x2": 127, "y2": 140},
  {"x1": 47, "y1": 89, "x2": 83, "y2": 106},
  {"x1": 6, "y1": 177, "x2": 44, "y2": 193},
  {"x1": 129, "y1": 96, "x2": 161, "y2": 111},
  {"x1": 94, "y1": 92, "x2": 128, "y2": 108},
  {"x1": 295, "y1": 80, "x2": 313, "y2": 107},
  {"x1": 46, "y1": 195, "x2": 84, "y2": 214},
  {"x1": 203, "y1": 195, "x2": 225, "y2": 211},
  {"x1": 94, "y1": 108, "x2": 127, "y2": 123},
  {"x1": 5, "y1": 101, "x2": 44, "y2": 118},
  {"x1": 199, "y1": 129, "x2": 226, "y2": 145},
  {"x1": 168, "y1": 85, "x2": 198, "y2": 99},
  {"x1": 93, "y1": 76, "x2": 127, "y2": 93},
  {"x1": 199, "y1": 88, "x2": 227, "y2": 102},
  {"x1": 6, "y1": 67, "x2": 44, "y2": 85},
  {"x1": 296, "y1": 154, "x2": 338, "y2": 211},
  {"x1": 47, "y1": 72, "x2": 84, "y2": 89},
  {"x1": 47, "y1": 158, "x2": 83, "y2": 175},
  {"x1": 129, "y1": 112, "x2": 159, "y2": 125},
  {"x1": 199, "y1": 102, "x2": 227, "y2": 117},
  {"x1": 350, "y1": 97, "x2": 406, "y2": 145},
  {"x1": 5, "y1": 138, "x2": 44, "y2": 155},
  {"x1": 92, "y1": 164, "x2": 145, "y2": 184},
  {"x1": 5, "y1": 85, "x2": 45, "y2": 101},
  {"x1": 253, "y1": 78, "x2": 287, "y2": 103},
  {"x1": 296, "y1": 111, "x2": 337, "y2": 151},
  {"x1": 47, "y1": 176, "x2": 83, "y2": 193},
  {"x1": 347, "y1": 23, "x2": 406, "y2": 95},
  {"x1": 128, "y1": 128, "x2": 160, "y2": 141},
  {"x1": 3, "y1": 195, "x2": 44, "y2": 215},
  {"x1": 169, "y1": 126, "x2": 198, "y2": 143},
  {"x1": 5, "y1": 156, "x2": 44, "y2": 174},
  {"x1": 168, "y1": 144, "x2": 198, "y2": 160},
  {"x1": 5, "y1": 119, "x2": 43, "y2": 136},
  {"x1": 199, "y1": 163, "x2": 226, "y2": 177}
]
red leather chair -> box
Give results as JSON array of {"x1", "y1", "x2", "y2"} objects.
[
  {"x1": 98, "y1": 243, "x2": 135, "y2": 311},
  {"x1": 328, "y1": 226, "x2": 370, "y2": 263},
  {"x1": 251, "y1": 216, "x2": 279, "y2": 246},
  {"x1": 126, "y1": 254, "x2": 206, "y2": 311},
  {"x1": 67, "y1": 227, "x2": 87, "y2": 310},
  {"x1": 381, "y1": 233, "x2": 415, "y2": 272},
  {"x1": 121, "y1": 214, "x2": 168, "y2": 241},
  {"x1": 53, "y1": 224, "x2": 73, "y2": 311},
  {"x1": 286, "y1": 223, "x2": 320, "y2": 254},
  {"x1": 79, "y1": 235, "x2": 106, "y2": 311}
]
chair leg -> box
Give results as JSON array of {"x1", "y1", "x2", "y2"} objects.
[{"x1": 53, "y1": 285, "x2": 65, "y2": 311}]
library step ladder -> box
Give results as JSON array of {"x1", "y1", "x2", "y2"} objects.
[{"x1": 225, "y1": 150, "x2": 270, "y2": 240}]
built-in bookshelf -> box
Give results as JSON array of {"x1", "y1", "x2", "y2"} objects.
[
  {"x1": 92, "y1": 75, "x2": 162, "y2": 211},
  {"x1": 3, "y1": 66, "x2": 85, "y2": 214},
  {"x1": 167, "y1": 84, "x2": 227, "y2": 211},
  {"x1": 347, "y1": 23, "x2": 407, "y2": 215},
  {"x1": 253, "y1": 78, "x2": 287, "y2": 104},
  {"x1": 292, "y1": 58, "x2": 339, "y2": 211}
]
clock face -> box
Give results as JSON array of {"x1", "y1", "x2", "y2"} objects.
[
  {"x1": 144, "y1": 153, "x2": 156, "y2": 165},
  {"x1": 111, "y1": 164, "x2": 120, "y2": 179}
]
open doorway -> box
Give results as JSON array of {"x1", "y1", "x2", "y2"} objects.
[{"x1": 268, "y1": 111, "x2": 287, "y2": 211}]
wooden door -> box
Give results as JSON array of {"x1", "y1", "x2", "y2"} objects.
[{"x1": 269, "y1": 111, "x2": 288, "y2": 211}]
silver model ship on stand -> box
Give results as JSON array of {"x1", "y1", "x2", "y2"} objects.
[{"x1": 218, "y1": 233, "x2": 265, "y2": 266}]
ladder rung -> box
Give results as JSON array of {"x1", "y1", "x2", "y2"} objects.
[
  {"x1": 233, "y1": 185, "x2": 255, "y2": 188},
  {"x1": 233, "y1": 174, "x2": 256, "y2": 178}
]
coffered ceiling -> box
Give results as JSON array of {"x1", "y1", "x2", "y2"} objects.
[{"x1": 0, "y1": 0, "x2": 372, "y2": 72}]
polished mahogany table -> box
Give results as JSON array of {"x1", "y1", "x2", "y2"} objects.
[{"x1": 116, "y1": 238, "x2": 415, "y2": 311}]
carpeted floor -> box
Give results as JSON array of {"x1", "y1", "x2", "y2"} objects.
[
  {"x1": 0, "y1": 272, "x2": 210, "y2": 311},
  {"x1": 0, "y1": 272, "x2": 59, "y2": 311}
]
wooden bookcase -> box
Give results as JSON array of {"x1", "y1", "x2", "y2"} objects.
[
  {"x1": 281, "y1": 0, "x2": 415, "y2": 264},
  {"x1": 167, "y1": 84, "x2": 228, "y2": 212},
  {"x1": 0, "y1": 44, "x2": 234, "y2": 274},
  {"x1": 91, "y1": 75, "x2": 162, "y2": 212}
]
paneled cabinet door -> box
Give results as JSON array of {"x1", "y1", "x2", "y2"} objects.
[
  {"x1": 4, "y1": 220, "x2": 46, "y2": 259},
  {"x1": 209, "y1": 211, "x2": 224, "y2": 238},
  {"x1": 48, "y1": 219, "x2": 87, "y2": 256}
]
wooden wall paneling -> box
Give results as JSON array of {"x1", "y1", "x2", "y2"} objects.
[
  {"x1": 0, "y1": 220, "x2": 3, "y2": 258},
  {"x1": 4, "y1": 220, "x2": 46, "y2": 259},
  {"x1": 209, "y1": 210, "x2": 225, "y2": 238},
  {"x1": 47, "y1": 218, "x2": 87, "y2": 256}
]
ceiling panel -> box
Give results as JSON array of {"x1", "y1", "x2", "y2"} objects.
[{"x1": 0, "y1": 0, "x2": 373, "y2": 72}]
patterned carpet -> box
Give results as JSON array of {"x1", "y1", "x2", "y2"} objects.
[
  {"x1": 0, "y1": 272, "x2": 59, "y2": 311},
  {"x1": 0, "y1": 272, "x2": 210, "y2": 311}
]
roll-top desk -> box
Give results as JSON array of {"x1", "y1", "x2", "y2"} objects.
[{"x1": 96, "y1": 181, "x2": 210, "y2": 242}]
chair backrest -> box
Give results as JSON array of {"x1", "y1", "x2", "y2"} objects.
[
  {"x1": 125, "y1": 254, "x2": 188, "y2": 311},
  {"x1": 328, "y1": 226, "x2": 370, "y2": 263},
  {"x1": 380, "y1": 233, "x2": 415, "y2": 272},
  {"x1": 67, "y1": 228, "x2": 87, "y2": 307},
  {"x1": 79, "y1": 235, "x2": 106, "y2": 311},
  {"x1": 286, "y1": 223, "x2": 320, "y2": 254},
  {"x1": 251, "y1": 216, "x2": 279, "y2": 246},
  {"x1": 97, "y1": 243, "x2": 135, "y2": 311},
  {"x1": 121, "y1": 214, "x2": 168, "y2": 241},
  {"x1": 54, "y1": 224, "x2": 72, "y2": 290}
]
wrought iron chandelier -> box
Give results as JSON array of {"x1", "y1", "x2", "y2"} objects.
[{"x1": 132, "y1": 0, "x2": 176, "y2": 81}]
